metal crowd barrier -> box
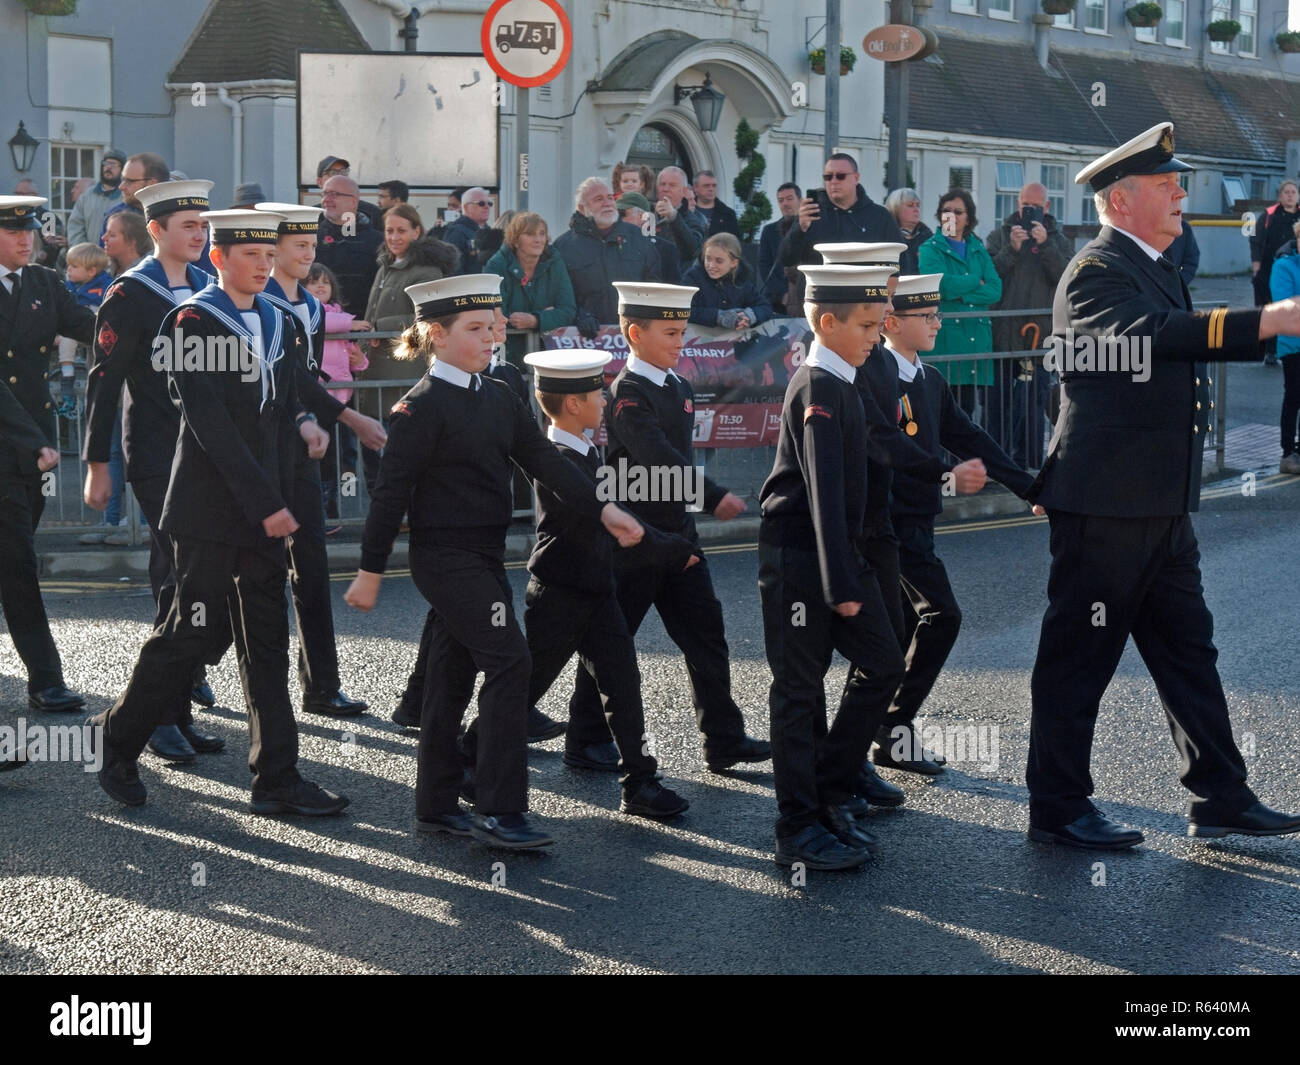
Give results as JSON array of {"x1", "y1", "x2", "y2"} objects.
[{"x1": 36, "y1": 309, "x2": 1234, "y2": 540}]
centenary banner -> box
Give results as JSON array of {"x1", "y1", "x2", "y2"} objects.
[{"x1": 541, "y1": 317, "x2": 814, "y2": 448}]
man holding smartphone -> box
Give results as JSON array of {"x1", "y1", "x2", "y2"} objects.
[{"x1": 778, "y1": 153, "x2": 904, "y2": 306}]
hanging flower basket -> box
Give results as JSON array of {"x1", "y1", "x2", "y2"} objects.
[
  {"x1": 1207, "y1": 18, "x2": 1241, "y2": 42},
  {"x1": 23, "y1": 0, "x2": 77, "y2": 13},
  {"x1": 1042, "y1": 0, "x2": 1077, "y2": 15},
  {"x1": 1125, "y1": 3, "x2": 1163, "y2": 28},
  {"x1": 809, "y1": 46, "x2": 856, "y2": 76},
  {"x1": 1277, "y1": 30, "x2": 1300, "y2": 53}
]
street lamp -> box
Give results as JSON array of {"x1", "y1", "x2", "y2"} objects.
[
  {"x1": 674, "y1": 71, "x2": 726, "y2": 132},
  {"x1": 8, "y1": 121, "x2": 39, "y2": 173}
]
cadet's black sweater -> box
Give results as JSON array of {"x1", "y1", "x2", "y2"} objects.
[
  {"x1": 360, "y1": 372, "x2": 605, "y2": 573},
  {"x1": 605, "y1": 364, "x2": 728, "y2": 538},
  {"x1": 759, "y1": 363, "x2": 869, "y2": 607},
  {"x1": 889, "y1": 352, "x2": 1035, "y2": 518},
  {"x1": 528, "y1": 437, "x2": 697, "y2": 597}
]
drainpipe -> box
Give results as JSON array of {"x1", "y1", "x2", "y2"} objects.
[
  {"x1": 1032, "y1": 13, "x2": 1053, "y2": 69},
  {"x1": 216, "y1": 86, "x2": 242, "y2": 193}
]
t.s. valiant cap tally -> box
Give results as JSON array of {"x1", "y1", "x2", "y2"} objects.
[
  {"x1": 201, "y1": 209, "x2": 282, "y2": 245},
  {"x1": 135, "y1": 180, "x2": 214, "y2": 221},
  {"x1": 613, "y1": 282, "x2": 698, "y2": 320},
  {"x1": 406, "y1": 274, "x2": 503, "y2": 321},
  {"x1": 524, "y1": 350, "x2": 612, "y2": 393},
  {"x1": 815, "y1": 242, "x2": 908, "y2": 270},
  {"x1": 0, "y1": 195, "x2": 46, "y2": 231},
  {"x1": 797, "y1": 264, "x2": 895, "y2": 303},
  {"x1": 255, "y1": 202, "x2": 324, "y2": 235},
  {"x1": 1075, "y1": 122, "x2": 1193, "y2": 192},
  {"x1": 891, "y1": 273, "x2": 943, "y2": 311}
]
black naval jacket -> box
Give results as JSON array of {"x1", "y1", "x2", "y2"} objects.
[
  {"x1": 0, "y1": 264, "x2": 94, "y2": 477},
  {"x1": 605, "y1": 364, "x2": 728, "y2": 539},
  {"x1": 156, "y1": 284, "x2": 307, "y2": 546},
  {"x1": 262, "y1": 276, "x2": 345, "y2": 440},
  {"x1": 889, "y1": 353, "x2": 1035, "y2": 517},
  {"x1": 359, "y1": 373, "x2": 606, "y2": 574},
  {"x1": 83, "y1": 257, "x2": 213, "y2": 482},
  {"x1": 760, "y1": 361, "x2": 870, "y2": 608},
  {"x1": 529, "y1": 434, "x2": 696, "y2": 597},
  {"x1": 1033, "y1": 226, "x2": 1262, "y2": 517}
]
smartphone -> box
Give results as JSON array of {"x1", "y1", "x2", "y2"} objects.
[
  {"x1": 1020, "y1": 204, "x2": 1043, "y2": 229},
  {"x1": 440, "y1": 208, "x2": 460, "y2": 224}
]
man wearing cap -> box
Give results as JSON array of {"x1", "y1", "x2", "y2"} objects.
[
  {"x1": 1027, "y1": 122, "x2": 1300, "y2": 849},
  {"x1": 316, "y1": 157, "x2": 382, "y2": 230},
  {"x1": 83, "y1": 179, "x2": 226, "y2": 761},
  {"x1": 0, "y1": 195, "x2": 95, "y2": 714},
  {"x1": 99, "y1": 152, "x2": 168, "y2": 246},
  {"x1": 91, "y1": 208, "x2": 348, "y2": 816},
  {"x1": 67, "y1": 149, "x2": 125, "y2": 248},
  {"x1": 254, "y1": 200, "x2": 386, "y2": 717},
  {"x1": 617, "y1": 191, "x2": 682, "y2": 283},
  {"x1": 230, "y1": 183, "x2": 267, "y2": 210}
]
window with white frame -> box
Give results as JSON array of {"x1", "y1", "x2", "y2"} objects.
[
  {"x1": 1085, "y1": 0, "x2": 1106, "y2": 32},
  {"x1": 1250, "y1": 175, "x2": 1267, "y2": 200},
  {"x1": 1081, "y1": 195, "x2": 1098, "y2": 225},
  {"x1": 989, "y1": 0, "x2": 1014, "y2": 19},
  {"x1": 1222, "y1": 175, "x2": 1247, "y2": 212},
  {"x1": 995, "y1": 159, "x2": 1025, "y2": 223},
  {"x1": 951, "y1": 0, "x2": 977, "y2": 14},
  {"x1": 1136, "y1": 21, "x2": 1156, "y2": 42},
  {"x1": 1164, "y1": 0, "x2": 1186, "y2": 44},
  {"x1": 1053, "y1": 7, "x2": 1075, "y2": 29},
  {"x1": 948, "y1": 162, "x2": 974, "y2": 192},
  {"x1": 1237, "y1": 0, "x2": 1256, "y2": 54},
  {"x1": 1041, "y1": 163, "x2": 1066, "y2": 220},
  {"x1": 1210, "y1": 0, "x2": 1232, "y2": 52},
  {"x1": 49, "y1": 146, "x2": 98, "y2": 234}
]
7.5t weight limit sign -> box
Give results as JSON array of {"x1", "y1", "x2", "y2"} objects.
[{"x1": 481, "y1": 0, "x2": 573, "y2": 88}]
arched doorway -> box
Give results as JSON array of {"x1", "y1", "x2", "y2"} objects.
[{"x1": 625, "y1": 122, "x2": 694, "y2": 179}]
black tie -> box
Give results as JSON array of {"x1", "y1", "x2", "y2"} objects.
[
  {"x1": 1, "y1": 271, "x2": 18, "y2": 309},
  {"x1": 1157, "y1": 255, "x2": 1177, "y2": 273},
  {"x1": 472, "y1": 373, "x2": 482, "y2": 391}
]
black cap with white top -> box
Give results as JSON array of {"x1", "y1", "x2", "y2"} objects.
[{"x1": 524, "y1": 351, "x2": 612, "y2": 394}]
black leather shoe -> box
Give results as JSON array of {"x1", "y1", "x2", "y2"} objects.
[
  {"x1": 528, "y1": 705, "x2": 566, "y2": 743},
  {"x1": 854, "y1": 762, "x2": 906, "y2": 807},
  {"x1": 470, "y1": 812, "x2": 554, "y2": 849},
  {"x1": 303, "y1": 690, "x2": 368, "y2": 717},
  {"x1": 392, "y1": 700, "x2": 421, "y2": 729},
  {"x1": 1189, "y1": 801, "x2": 1300, "y2": 839},
  {"x1": 1028, "y1": 810, "x2": 1144, "y2": 850},
  {"x1": 178, "y1": 722, "x2": 225, "y2": 753},
  {"x1": 621, "y1": 780, "x2": 689, "y2": 820},
  {"x1": 98, "y1": 747, "x2": 146, "y2": 807},
  {"x1": 706, "y1": 735, "x2": 772, "y2": 773},
  {"x1": 774, "y1": 824, "x2": 870, "y2": 870},
  {"x1": 28, "y1": 685, "x2": 85, "y2": 713},
  {"x1": 873, "y1": 723, "x2": 946, "y2": 775},
  {"x1": 416, "y1": 809, "x2": 473, "y2": 836},
  {"x1": 821, "y1": 805, "x2": 880, "y2": 854},
  {"x1": 564, "y1": 740, "x2": 620, "y2": 772},
  {"x1": 190, "y1": 680, "x2": 216, "y2": 708},
  {"x1": 146, "y1": 725, "x2": 197, "y2": 763},
  {"x1": 250, "y1": 777, "x2": 349, "y2": 816}
]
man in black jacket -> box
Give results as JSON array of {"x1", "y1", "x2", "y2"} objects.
[
  {"x1": 553, "y1": 177, "x2": 660, "y2": 338},
  {"x1": 314, "y1": 175, "x2": 382, "y2": 317},
  {"x1": 758, "y1": 182, "x2": 800, "y2": 314},
  {"x1": 780, "y1": 153, "x2": 904, "y2": 305},
  {"x1": 691, "y1": 171, "x2": 740, "y2": 239},
  {"x1": 1028, "y1": 122, "x2": 1300, "y2": 850},
  {"x1": 0, "y1": 196, "x2": 94, "y2": 715},
  {"x1": 442, "y1": 187, "x2": 492, "y2": 276}
]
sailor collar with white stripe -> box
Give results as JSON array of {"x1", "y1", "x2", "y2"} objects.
[
  {"x1": 120, "y1": 255, "x2": 212, "y2": 305},
  {"x1": 804, "y1": 339, "x2": 856, "y2": 384},
  {"x1": 547, "y1": 425, "x2": 593, "y2": 456},
  {"x1": 430, "y1": 358, "x2": 478, "y2": 389},
  {"x1": 262, "y1": 275, "x2": 322, "y2": 369},
  {"x1": 886, "y1": 343, "x2": 924, "y2": 382},
  {"x1": 626, "y1": 354, "x2": 680, "y2": 388},
  {"x1": 184, "y1": 283, "x2": 286, "y2": 410}
]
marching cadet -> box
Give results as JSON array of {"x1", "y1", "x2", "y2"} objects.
[
  {"x1": 0, "y1": 195, "x2": 94, "y2": 715},
  {"x1": 343, "y1": 275, "x2": 644, "y2": 850},
  {"x1": 817, "y1": 242, "x2": 985, "y2": 783},
  {"x1": 877, "y1": 275, "x2": 1038, "y2": 774},
  {"x1": 759, "y1": 264, "x2": 906, "y2": 871},
  {"x1": 92, "y1": 209, "x2": 349, "y2": 817},
  {"x1": 83, "y1": 179, "x2": 226, "y2": 762},
  {"x1": 250, "y1": 200, "x2": 387, "y2": 717},
  {"x1": 564, "y1": 282, "x2": 771, "y2": 774},
  {"x1": 1028, "y1": 122, "x2": 1300, "y2": 848}
]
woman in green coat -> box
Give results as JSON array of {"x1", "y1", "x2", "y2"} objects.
[
  {"x1": 483, "y1": 211, "x2": 577, "y2": 364},
  {"x1": 917, "y1": 189, "x2": 1002, "y2": 416}
]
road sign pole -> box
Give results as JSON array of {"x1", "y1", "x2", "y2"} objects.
[
  {"x1": 824, "y1": 0, "x2": 841, "y2": 161},
  {"x1": 518, "y1": 85, "x2": 530, "y2": 211}
]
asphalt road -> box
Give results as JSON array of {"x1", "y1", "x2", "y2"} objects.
[{"x1": 3, "y1": 474, "x2": 1300, "y2": 975}]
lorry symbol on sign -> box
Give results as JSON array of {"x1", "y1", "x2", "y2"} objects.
[{"x1": 496, "y1": 20, "x2": 556, "y2": 54}]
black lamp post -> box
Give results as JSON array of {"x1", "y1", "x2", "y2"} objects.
[
  {"x1": 674, "y1": 71, "x2": 726, "y2": 132},
  {"x1": 8, "y1": 121, "x2": 39, "y2": 173}
]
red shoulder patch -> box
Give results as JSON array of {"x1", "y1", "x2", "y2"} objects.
[
  {"x1": 683, "y1": 398, "x2": 693, "y2": 414},
  {"x1": 177, "y1": 308, "x2": 200, "y2": 324},
  {"x1": 390, "y1": 400, "x2": 412, "y2": 418},
  {"x1": 614, "y1": 398, "x2": 639, "y2": 418},
  {"x1": 96, "y1": 322, "x2": 118, "y2": 356},
  {"x1": 804, "y1": 404, "x2": 833, "y2": 422}
]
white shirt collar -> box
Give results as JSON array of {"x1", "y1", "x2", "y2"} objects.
[
  {"x1": 547, "y1": 425, "x2": 593, "y2": 455},
  {"x1": 626, "y1": 354, "x2": 679, "y2": 388},
  {"x1": 886, "y1": 343, "x2": 923, "y2": 382},
  {"x1": 1, "y1": 267, "x2": 22, "y2": 291},
  {"x1": 1109, "y1": 225, "x2": 1163, "y2": 262},
  {"x1": 804, "y1": 339, "x2": 856, "y2": 385},
  {"x1": 430, "y1": 358, "x2": 477, "y2": 390}
]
